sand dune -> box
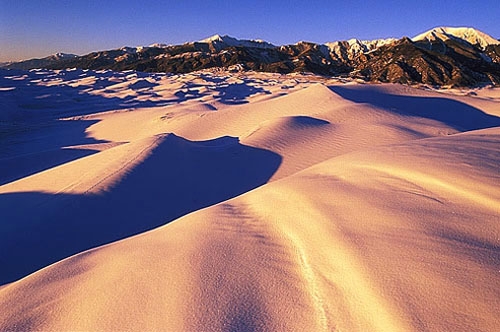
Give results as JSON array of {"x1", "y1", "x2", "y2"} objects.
[{"x1": 1, "y1": 69, "x2": 499, "y2": 331}]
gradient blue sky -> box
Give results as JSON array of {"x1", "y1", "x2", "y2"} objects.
[{"x1": 1, "y1": 0, "x2": 499, "y2": 61}]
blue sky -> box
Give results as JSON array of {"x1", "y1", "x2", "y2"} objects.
[{"x1": 1, "y1": 0, "x2": 500, "y2": 61}]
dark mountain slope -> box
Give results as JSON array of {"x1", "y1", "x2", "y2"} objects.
[{"x1": 3, "y1": 28, "x2": 500, "y2": 87}]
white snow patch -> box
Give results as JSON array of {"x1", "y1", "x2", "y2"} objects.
[{"x1": 412, "y1": 27, "x2": 500, "y2": 49}]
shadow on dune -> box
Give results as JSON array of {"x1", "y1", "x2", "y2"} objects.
[
  {"x1": 0, "y1": 134, "x2": 282, "y2": 284},
  {"x1": 215, "y1": 83, "x2": 271, "y2": 105},
  {"x1": 0, "y1": 69, "x2": 170, "y2": 185},
  {"x1": 0, "y1": 69, "x2": 168, "y2": 123},
  {"x1": 288, "y1": 115, "x2": 330, "y2": 127},
  {"x1": 128, "y1": 78, "x2": 159, "y2": 90},
  {"x1": 0, "y1": 119, "x2": 108, "y2": 185},
  {"x1": 0, "y1": 148, "x2": 99, "y2": 186},
  {"x1": 329, "y1": 85, "x2": 500, "y2": 131}
]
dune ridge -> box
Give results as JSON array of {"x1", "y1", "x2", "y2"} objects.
[{"x1": 1, "y1": 69, "x2": 499, "y2": 331}]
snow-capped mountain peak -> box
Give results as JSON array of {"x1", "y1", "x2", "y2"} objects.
[
  {"x1": 50, "y1": 53, "x2": 78, "y2": 60},
  {"x1": 119, "y1": 46, "x2": 145, "y2": 54},
  {"x1": 199, "y1": 34, "x2": 229, "y2": 43},
  {"x1": 198, "y1": 34, "x2": 275, "y2": 50},
  {"x1": 3, "y1": 27, "x2": 500, "y2": 87},
  {"x1": 149, "y1": 43, "x2": 170, "y2": 48},
  {"x1": 412, "y1": 27, "x2": 500, "y2": 49},
  {"x1": 29, "y1": 53, "x2": 79, "y2": 62},
  {"x1": 324, "y1": 37, "x2": 397, "y2": 60}
]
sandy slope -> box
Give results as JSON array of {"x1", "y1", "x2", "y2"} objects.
[{"x1": 0, "y1": 69, "x2": 499, "y2": 331}]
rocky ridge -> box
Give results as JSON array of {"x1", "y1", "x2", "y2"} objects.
[{"x1": 3, "y1": 27, "x2": 500, "y2": 87}]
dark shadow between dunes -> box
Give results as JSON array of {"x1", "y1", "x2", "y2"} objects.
[
  {"x1": 329, "y1": 85, "x2": 500, "y2": 131},
  {"x1": 289, "y1": 115, "x2": 330, "y2": 127},
  {"x1": 0, "y1": 69, "x2": 171, "y2": 185},
  {"x1": 0, "y1": 134, "x2": 282, "y2": 284},
  {"x1": 0, "y1": 119, "x2": 107, "y2": 185},
  {"x1": 0, "y1": 147, "x2": 99, "y2": 186},
  {"x1": 214, "y1": 83, "x2": 271, "y2": 105}
]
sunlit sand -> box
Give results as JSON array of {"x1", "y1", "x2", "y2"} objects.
[{"x1": 1, "y1": 68, "x2": 499, "y2": 331}]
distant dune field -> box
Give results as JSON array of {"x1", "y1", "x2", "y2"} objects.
[{"x1": 1, "y1": 68, "x2": 499, "y2": 331}]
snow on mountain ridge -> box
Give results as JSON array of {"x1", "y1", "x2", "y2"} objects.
[
  {"x1": 412, "y1": 27, "x2": 500, "y2": 49},
  {"x1": 52, "y1": 53, "x2": 78, "y2": 59},
  {"x1": 119, "y1": 46, "x2": 145, "y2": 54},
  {"x1": 324, "y1": 38, "x2": 397, "y2": 59},
  {"x1": 149, "y1": 43, "x2": 170, "y2": 48},
  {"x1": 198, "y1": 34, "x2": 276, "y2": 49}
]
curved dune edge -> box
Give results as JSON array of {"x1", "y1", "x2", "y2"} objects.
[
  {"x1": 1, "y1": 128, "x2": 499, "y2": 331},
  {"x1": 1, "y1": 70, "x2": 499, "y2": 331}
]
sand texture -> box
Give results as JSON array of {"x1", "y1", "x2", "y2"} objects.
[{"x1": 1, "y1": 68, "x2": 499, "y2": 331}]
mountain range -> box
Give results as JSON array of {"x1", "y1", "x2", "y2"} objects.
[{"x1": 3, "y1": 27, "x2": 500, "y2": 87}]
